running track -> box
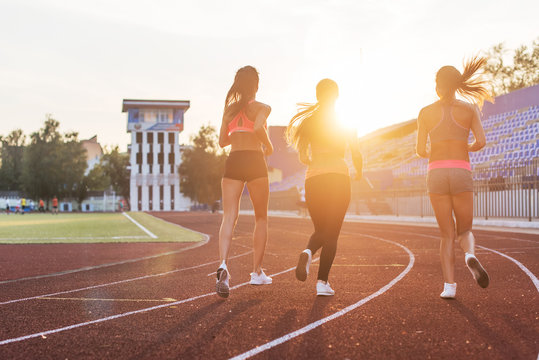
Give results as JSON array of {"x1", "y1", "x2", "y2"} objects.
[{"x1": 0, "y1": 212, "x2": 537, "y2": 359}]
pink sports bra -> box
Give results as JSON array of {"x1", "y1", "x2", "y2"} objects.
[
  {"x1": 429, "y1": 104, "x2": 470, "y2": 143},
  {"x1": 228, "y1": 100, "x2": 265, "y2": 135}
]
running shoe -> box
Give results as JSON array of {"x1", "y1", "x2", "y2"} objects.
[
  {"x1": 465, "y1": 254, "x2": 490, "y2": 288},
  {"x1": 216, "y1": 267, "x2": 230, "y2": 298},
  {"x1": 440, "y1": 282, "x2": 456, "y2": 299},
  {"x1": 250, "y1": 270, "x2": 272, "y2": 285},
  {"x1": 295, "y1": 249, "x2": 312, "y2": 282},
  {"x1": 316, "y1": 280, "x2": 335, "y2": 296}
]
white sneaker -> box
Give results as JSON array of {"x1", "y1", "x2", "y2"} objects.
[
  {"x1": 316, "y1": 280, "x2": 335, "y2": 296},
  {"x1": 295, "y1": 249, "x2": 312, "y2": 282},
  {"x1": 216, "y1": 268, "x2": 230, "y2": 298},
  {"x1": 440, "y1": 282, "x2": 456, "y2": 299},
  {"x1": 250, "y1": 270, "x2": 272, "y2": 285},
  {"x1": 465, "y1": 253, "x2": 490, "y2": 288}
]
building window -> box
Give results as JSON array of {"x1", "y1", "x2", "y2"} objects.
[
  {"x1": 171, "y1": 185, "x2": 175, "y2": 208},
  {"x1": 168, "y1": 132, "x2": 175, "y2": 144},
  {"x1": 136, "y1": 132, "x2": 142, "y2": 144},
  {"x1": 147, "y1": 132, "x2": 154, "y2": 144},
  {"x1": 160, "y1": 186, "x2": 164, "y2": 210},
  {"x1": 136, "y1": 152, "x2": 142, "y2": 165},
  {"x1": 137, "y1": 186, "x2": 142, "y2": 211},
  {"x1": 149, "y1": 186, "x2": 153, "y2": 209},
  {"x1": 158, "y1": 132, "x2": 164, "y2": 144},
  {"x1": 147, "y1": 152, "x2": 153, "y2": 164}
]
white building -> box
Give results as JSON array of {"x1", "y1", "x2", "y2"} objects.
[{"x1": 122, "y1": 99, "x2": 191, "y2": 211}]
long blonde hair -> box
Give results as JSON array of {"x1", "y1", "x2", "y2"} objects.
[
  {"x1": 286, "y1": 79, "x2": 339, "y2": 162},
  {"x1": 436, "y1": 56, "x2": 493, "y2": 108}
]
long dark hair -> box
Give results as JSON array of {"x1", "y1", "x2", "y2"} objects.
[
  {"x1": 286, "y1": 79, "x2": 339, "y2": 162},
  {"x1": 224, "y1": 66, "x2": 259, "y2": 115},
  {"x1": 436, "y1": 56, "x2": 493, "y2": 108}
]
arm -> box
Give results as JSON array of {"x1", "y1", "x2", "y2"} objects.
[
  {"x1": 219, "y1": 112, "x2": 231, "y2": 148},
  {"x1": 253, "y1": 104, "x2": 274, "y2": 156},
  {"x1": 468, "y1": 105, "x2": 486, "y2": 152},
  {"x1": 415, "y1": 109, "x2": 430, "y2": 158}
]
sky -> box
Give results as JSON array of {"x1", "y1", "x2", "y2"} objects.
[{"x1": 0, "y1": 0, "x2": 537, "y2": 151}]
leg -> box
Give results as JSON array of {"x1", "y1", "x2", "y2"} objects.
[
  {"x1": 219, "y1": 178, "x2": 244, "y2": 263},
  {"x1": 315, "y1": 176, "x2": 350, "y2": 282},
  {"x1": 451, "y1": 191, "x2": 474, "y2": 254},
  {"x1": 429, "y1": 193, "x2": 456, "y2": 284},
  {"x1": 246, "y1": 176, "x2": 269, "y2": 274},
  {"x1": 452, "y1": 191, "x2": 490, "y2": 288}
]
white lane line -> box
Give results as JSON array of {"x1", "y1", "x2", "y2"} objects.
[
  {"x1": 363, "y1": 227, "x2": 539, "y2": 292},
  {"x1": 229, "y1": 234, "x2": 415, "y2": 360},
  {"x1": 0, "y1": 251, "x2": 252, "y2": 306},
  {"x1": 0, "y1": 236, "x2": 149, "y2": 241},
  {"x1": 122, "y1": 212, "x2": 157, "y2": 239},
  {"x1": 0, "y1": 217, "x2": 211, "y2": 285},
  {"x1": 477, "y1": 245, "x2": 539, "y2": 292},
  {"x1": 0, "y1": 259, "x2": 319, "y2": 346}
]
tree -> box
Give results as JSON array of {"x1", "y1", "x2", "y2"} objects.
[
  {"x1": 179, "y1": 125, "x2": 227, "y2": 206},
  {"x1": 20, "y1": 115, "x2": 87, "y2": 205},
  {"x1": 100, "y1": 146, "x2": 130, "y2": 208},
  {"x1": 0, "y1": 129, "x2": 26, "y2": 190},
  {"x1": 483, "y1": 38, "x2": 539, "y2": 96}
]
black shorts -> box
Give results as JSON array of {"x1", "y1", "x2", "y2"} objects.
[{"x1": 223, "y1": 151, "x2": 267, "y2": 182}]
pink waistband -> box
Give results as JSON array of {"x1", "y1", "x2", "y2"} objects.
[{"x1": 428, "y1": 160, "x2": 471, "y2": 171}]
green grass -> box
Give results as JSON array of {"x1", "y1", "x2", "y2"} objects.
[{"x1": 0, "y1": 212, "x2": 205, "y2": 244}]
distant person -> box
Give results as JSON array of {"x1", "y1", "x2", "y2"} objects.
[
  {"x1": 296, "y1": 186, "x2": 307, "y2": 217},
  {"x1": 20, "y1": 197, "x2": 26, "y2": 215},
  {"x1": 287, "y1": 79, "x2": 363, "y2": 296},
  {"x1": 39, "y1": 199, "x2": 45, "y2": 213},
  {"x1": 416, "y1": 56, "x2": 491, "y2": 299},
  {"x1": 52, "y1": 196, "x2": 59, "y2": 215},
  {"x1": 5, "y1": 199, "x2": 10, "y2": 215},
  {"x1": 119, "y1": 199, "x2": 124, "y2": 212},
  {"x1": 215, "y1": 65, "x2": 274, "y2": 298}
]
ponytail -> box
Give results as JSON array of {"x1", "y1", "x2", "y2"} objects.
[
  {"x1": 457, "y1": 56, "x2": 493, "y2": 108},
  {"x1": 224, "y1": 66, "x2": 259, "y2": 115},
  {"x1": 286, "y1": 102, "x2": 320, "y2": 162}
]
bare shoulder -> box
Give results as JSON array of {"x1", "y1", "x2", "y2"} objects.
[
  {"x1": 252, "y1": 101, "x2": 271, "y2": 114},
  {"x1": 418, "y1": 102, "x2": 437, "y2": 122},
  {"x1": 454, "y1": 99, "x2": 476, "y2": 112}
]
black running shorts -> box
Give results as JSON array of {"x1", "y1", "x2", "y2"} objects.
[{"x1": 223, "y1": 150, "x2": 268, "y2": 182}]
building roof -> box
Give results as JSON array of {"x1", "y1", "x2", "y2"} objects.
[
  {"x1": 122, "y1": 99, "x2": 190, "y2": 112},
  {"x1": 81, "y1": 135, "x2": 104, "y2": 162}
]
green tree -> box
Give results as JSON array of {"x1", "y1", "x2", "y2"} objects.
[
  {"x1": 483, "y1": 38, "x2": 539, "y2": 96},
  {"x1": 179, "y1": 125, "x2": 227, "y2": 206},
  {"x1": 0, "y1": 129, "x2": 26, "y2": 190},
  {"x1": 100, "y1": 146, "x2": 130, "y2": 208},
  {"x1": 21, "y1": 115, "x2": 87, "y2": 205}
]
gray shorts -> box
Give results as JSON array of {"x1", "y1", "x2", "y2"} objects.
[{"x1": 427, "y1": 168, "x2": 473, "y2": 194}]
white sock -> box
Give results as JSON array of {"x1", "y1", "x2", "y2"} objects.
[
  {"x1": 303, "y1": 249, "x2": 312, "y2": 256},
  {"x1": 219, "y1": 261, "x2": 227, "y2": 270},
  {"x1": 465, "y1": 252, "x2": 475, "y2": 264}
]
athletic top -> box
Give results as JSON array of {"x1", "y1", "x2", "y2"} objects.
[
  {"x1": 306, "y1": 140, "x2": 349, "y2": 180},
  {"x1": 228, "y1": 100, "x2": 262, "y2": 135},
  {"x1": 429, "y1": 104, "x2": 469, "y2": 143},
  {"x1": 52, "y1": 198, "x2": 58, "y2": 207}
]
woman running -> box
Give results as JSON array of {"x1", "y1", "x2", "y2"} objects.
[
  {"x1": 287, "y1": 79, "x2": 362, "y2": 296},
  {"x1": 416, "y1": 57, "x2": 491, "y2": 299},
  {"x1": 215, "y1": 65, "x2": 274, "y2": 298}
]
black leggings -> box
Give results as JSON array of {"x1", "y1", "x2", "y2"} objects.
[{"x1": 305, "y1": 173, "x2": 351, "y2": 282}]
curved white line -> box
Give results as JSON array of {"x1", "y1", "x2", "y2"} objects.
[
  {"x1": 122, "y1": 212, "x2": 157, "y2": 238},
  {"x1": 0, "y1": 214, "x2": 210, "y2": 285},
  {"x1": 230, "y1": 234, "x2": 415, "y2": 360},
  {"x1": 0, "y1": 250, "x2": 252, "y2": 306},
  {"x1": 477, "y1": 245, "x2": 539, "y2": 292},
  {"x1": 0, "y1": 259, "x2": 319, "y2": 346}
]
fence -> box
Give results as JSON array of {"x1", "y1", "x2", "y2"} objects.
[{"x1": 352, "y1": 159, "x2": 539, "y2": 221}]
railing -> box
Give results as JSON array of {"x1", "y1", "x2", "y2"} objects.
[{"x1": 352, "y1": 159, "x2": 539, "y2": 221}]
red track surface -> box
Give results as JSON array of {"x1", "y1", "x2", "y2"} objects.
[{"x1": 0, "y1": 212, "x2": 537, "y2": 359}]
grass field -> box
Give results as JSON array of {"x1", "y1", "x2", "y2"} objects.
[{"x1": 0, "y1": 212, "x2": 204, "y2": 244}]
